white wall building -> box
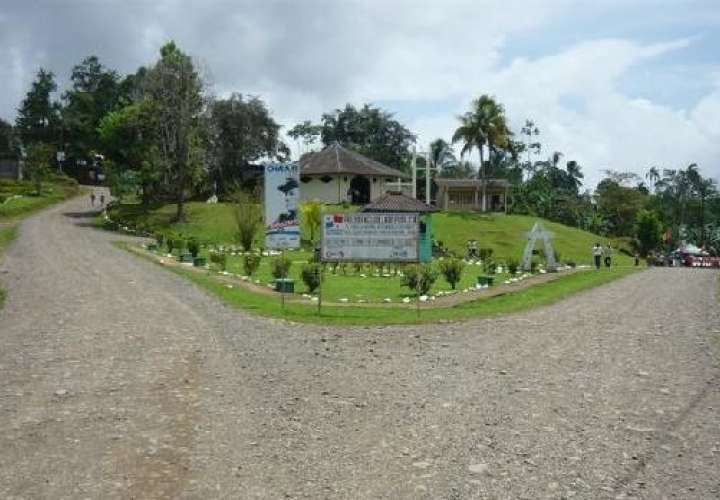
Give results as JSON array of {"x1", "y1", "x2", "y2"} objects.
[{"x1": 298, "y1": 143, "x2": 411, "y2": 205}]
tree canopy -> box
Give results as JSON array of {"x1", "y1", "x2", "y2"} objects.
[{"x1": 318, "y1": 103, "x2": 415, "y2": 169}]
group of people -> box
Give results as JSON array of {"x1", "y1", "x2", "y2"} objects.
[
  {"x1": 592, "y1": 243, "x2": 613, "y2": 269},
  {"x1": 89, "y1": 191, "x2": 105, "y2": 208}
]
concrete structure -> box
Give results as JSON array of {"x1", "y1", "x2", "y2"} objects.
[
  {"x1": 434, "y1": 178, "x2": 511, "y2": 212},
  {"x1": 0, "y1": 159, "x2": 21, "y2": 180},
  {"x1": 298, "y1": 143, "x2": 411, "y2": 204}
]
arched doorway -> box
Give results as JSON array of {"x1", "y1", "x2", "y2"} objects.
[{"x1": 349, "y1": 175, "x2": 371, "y2": 204}]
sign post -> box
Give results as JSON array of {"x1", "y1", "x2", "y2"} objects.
[
  {"x1": 264, "y1": 163, "x2": 301, "y2": 310},
  {"x1": 321, "y1": 212, "x2": 422, "y2": 313}
]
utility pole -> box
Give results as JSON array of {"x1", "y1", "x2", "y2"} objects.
[{"x1": 411, "y1": 147, "x2": 417, "y2": 199}]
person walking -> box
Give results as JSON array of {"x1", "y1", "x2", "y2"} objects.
[
  {"x1": 604, "y1": 244, "x2": 613, "y2": 268},
  {"x1": 592, "y1": 243, "x2": 603, "y2": 270},
  {"x1": 90, "y1": 192, "x2": 96, "y2": 206},
  {"x1": 99, "y1": 193, "x2": 105, "y2": 207}
]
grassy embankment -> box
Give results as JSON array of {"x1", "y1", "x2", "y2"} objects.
[
  {"x1": 0, "y1": 177, "x2": 81, "y2": 307},
  {"x1": 108, "y1": 201, "x2": 635, "y2": 300},
  {"x1": 110, "y1": 199, "x2": 640, "y2": 320},
  {"x1": 127, "y1": 242, "x2": 638, "y2": 325}
]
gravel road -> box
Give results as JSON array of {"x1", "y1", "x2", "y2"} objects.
[{"x1": 1, "y1": 194, "x2": 719, "y2": 500}]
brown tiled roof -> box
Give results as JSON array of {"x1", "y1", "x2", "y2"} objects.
[
  {"x1": 434, "y1": 178, "x2": 511, "y2": 188},
  {"x1": 361, "y1": 193, "x2": 438, "y2": 213},
  {"x1": 299, "y1": 143, "x2": 411, "y2": 179}
]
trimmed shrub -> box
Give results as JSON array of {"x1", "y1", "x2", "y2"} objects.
[
  {"x1": 483, "y1": 258, "x2": 497, "y2": 274},
  {"x1": 301, "y1": 263, "x2": 322, "y2": 293},
  {"x1": 438, "y1": 258, "x2": 465, "y2": 290},
  {"x1": 174, "y1": 238, "x2": 187, "y2": 255},
  {"x1": 232, "y1": 190, "x2": 263, "y2": 251},
  {"x1": 243, "y1": 254, "x2": 261, "y2": 276},
  {"x1": 401, "y1": 265, "x2": 438, "y2": 296},
  {"x1": 507, "y1": 258, "x2": 519, "y2": 275},
  {"x1": 209, "y1": 251, "x2": 227, "y2": 271},
  {"x1": 478, "y1": 248, "x2": 494, "y2": 261},
  {"x1": 271, "y1": 255, "x2": 292, "y2": 280},
  {"x1": 187, "y1": 238, "x2": 200, "y2": 258}
]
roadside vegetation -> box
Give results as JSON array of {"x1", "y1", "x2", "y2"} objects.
[
  {"x1": 128, "y1": 243, "x2": 637, "y2": 326},
  {"x1": 0, "y1": 176, "x2": 80, "y2": 308}
]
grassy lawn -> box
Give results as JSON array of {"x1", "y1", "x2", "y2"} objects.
[
  {"x1": 433, "y1": 212, "x2": 633, "y2": 266},
  {"x1": 109, "y1": 200, "x2": 634, "y2": 267},
  {"x1": 157, "y1": 245, "x2": 518, "y2": 301},
  {"x1": 131, "y1": 245, "x2": 639, "y2": 325},
  {"x1": 0, "y1": 177, "x2": 81, "y2": 222},
  {"x1": 0, "y1": 225, "x2": 18, "y2": 307}
]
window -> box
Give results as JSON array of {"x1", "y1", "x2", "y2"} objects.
[
  {"x1": 300, "y1": 176, "x2": 311, "y2": 183},
  {"x1": 320, "y1": 175, "x2": 333, "y2": 183}
]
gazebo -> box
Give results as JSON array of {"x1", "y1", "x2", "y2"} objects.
[{"x1": 298, "y1": 143, "x2": 411, "y2": 205}]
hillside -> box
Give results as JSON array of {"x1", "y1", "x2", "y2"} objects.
[{"x1": 108, "y1": 201, "x2": 633, "y2": 266}]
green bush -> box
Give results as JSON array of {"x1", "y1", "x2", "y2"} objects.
[
  {"x1": 301, "y1": 263, "x2": 322, "y2": 293},
  {"x1": 483, "y1": 258, "x2": 496, "y2": 274},
  {"x1": 187, "y1": 238, "x2": 200, "y2": 258},
  {"x1": 174, "y1": 238, "x2": 187, "y2": 254},
  {"x1": 243, "y1": 254, "x2": 261, "y2": 276},
  {"x1": 209, "y1": 251, "x2": 227, "y2": 271},
  {"x1": 401, "y1": 265, "x2": 438, "y2": 296},
  {"x1": 438, "y1": 258, "x2": 465, "y2": 290},
  {"x1": 478, "y1": 248, "x2": 494, "y2": 261},
  {"x1": 166, "y1": 238, "x2": 175, "y2": 254},
  {"x1": 507, "y1": 258, "x2": 519, "y2": 275},
  {"x1": 271, "y1": 255, "x2": 292, "y2": 280}
]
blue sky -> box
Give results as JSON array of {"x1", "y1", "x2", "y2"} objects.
[{"x1": 0, "y1": 0, "x2": 718, "y2": 188}]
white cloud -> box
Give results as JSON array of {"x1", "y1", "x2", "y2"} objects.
[{"x1": 0, "y1": 0, "x2": 718, "y2": 186}]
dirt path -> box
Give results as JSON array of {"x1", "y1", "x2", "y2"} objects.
[{"x1": 1, "y1": 194, "x2": 718, "y2": 499}]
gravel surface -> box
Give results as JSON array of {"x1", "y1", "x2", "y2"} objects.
[{"x1": 1, "y1": 194, "x2": 719, "y2": 500}]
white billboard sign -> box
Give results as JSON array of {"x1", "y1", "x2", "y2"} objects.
[
  {"x1": 321, "y1": 212, "x2": 419, "y2": 262},
  {"x1": 264, "y1": 163, "x2": 300, "y2": 249}
]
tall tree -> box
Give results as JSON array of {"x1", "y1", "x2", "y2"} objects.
[
  {"x1": 0, "y1": 118, "x2": 19, "y2": 159},
  {"x1": 645, "y1": 166, "x2": 660, "y2": 193},
  {"x1": 206, "y1": 93, "x2": 287, "y2": 194},
  {"x1": 143, "y1": 41, "x2": 206, "y2": 221},
  {"x1": 520, "y1": 119, "x2": 541, "y2": 181},
  {"x1": 97, "y1": 99, "x2": 162, "y2": 203},
  {"x1": 62, "y1": 56, "x2": 121, "y2": 158},
  {"x1": 452, "y1": 95, "x2": 510, "y2": 211},
  {"x1": 15, "y1": 68, "x2": 62, "y2": 147},
  {"x1": 288, "y1": 120, "x2": 322, "y2": 157},
  {"x1": 428, "y1": 138, "x2": 457, "y2": 173},
  {"x1": 319, "y1": 104, "x2": 415, "y2": 169}
]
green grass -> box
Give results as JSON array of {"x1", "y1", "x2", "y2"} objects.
[
  {"x1": 433, "y1": 212, "x2": 633, "y2": 266},
  {"x1": 0, "y1": 225, "x2": 19, "y2": 307},
  {"x1": 0, "y1": 177, "x2": 81, "y2": 221},
  {"x1": 109, "y1": 201, "x2": 633, "y2": 266},
  {"x1": 128, "y1": 241, "x2": 640, "y2": 325},
  {"x1": 111, "y1": 200, "x2": 636, "y2": 302}
]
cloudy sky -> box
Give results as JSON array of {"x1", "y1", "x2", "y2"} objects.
[{"x1": 1, "y1": 0, "x2": 718, "y2": 188}]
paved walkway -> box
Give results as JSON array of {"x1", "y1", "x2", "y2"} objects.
[{"x1": 1, "y1": 194, "x2": 718, "y2": 499}]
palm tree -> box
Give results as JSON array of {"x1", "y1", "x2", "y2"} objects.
[
  {"x1": 429, "y1": 138, "x2": 457, "y2": 173},
  {"x1": 645, "y1": 166, "x2": 660, "y2": 192},
  {"x1": 565, "y1": 160, "x2": 584, "y2": 193},
  {"x1": 452, "y1": 95, "x2": 510, "y2": 211}
]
